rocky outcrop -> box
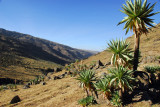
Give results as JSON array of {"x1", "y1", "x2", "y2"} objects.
[
  {"x1": 41, "y1": 81, "x2": 46, "y2": 85},
  {"x1": 10, "y1": 95, "x2": 21, "y2": 104},
  {"x1": 95, "y1": 60, "x2": 104, "y2": 69}
]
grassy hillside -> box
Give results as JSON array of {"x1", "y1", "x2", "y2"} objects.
[
  {"x1": 0, "y1": 28, "x2": 96, "y2": 81},
  {"x1": 0, "y1": 24, "x2": 160, "y2": 107},
  {"x1": 82, "y1": 23, "x2": 160, "y2": 67},
  {"x1": 0, "y1": 70, "x2": 159, "y2": 107}
]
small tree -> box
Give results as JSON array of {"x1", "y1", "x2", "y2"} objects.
[
  {"x1": 94, "y1": 76, "x2": 111, "y2": 103},
  {"x1": 109, "y1": 66, "x2": 135, "y2": 102},
  {"x1": 76, "y1": 70, "x2": 98, "y2": 98},
  {"x1": 118, "y1": 0, "x2": 159, "y2": 71},
  {"x1": 108, "y1": 39, "x2": 133, "y2": 68}
]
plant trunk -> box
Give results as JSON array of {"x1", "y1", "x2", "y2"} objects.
[
  {"x1": 85, "y1": 88, "x2": 89, "y2": 96},
  {"x1": 133, "y1": 32, "x2": 140, "y2": 71},
  {"x1": 119, "y1": 89, "x2": 122, "y2": 103}
]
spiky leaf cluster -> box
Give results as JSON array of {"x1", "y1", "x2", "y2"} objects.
[
  {"x1": 94, "y1": 76, "x2": 111, "y2": 94},
  {"x1": 109, "y1": 66, "x2": 135, "y2": 91},
  {"x1": 118, "y1": 0, "x2": 159, "y2": 35},
  {"x1": 76, "y1": 70, "x2": 96, "y2": 88},
  {"x1": 108, "y1": 39, "x2": 133, "y2": 67}
]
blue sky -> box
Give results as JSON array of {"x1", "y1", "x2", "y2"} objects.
[{"x1": 0, "y1": 0, "x2": 160, "y2": 51}]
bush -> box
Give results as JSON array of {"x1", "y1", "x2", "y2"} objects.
[
  {"x1": 144, "y1": 66, "x2": 160, "y2": 73},
  {"x1": 76, "y1": 70, "x2": 96, "y2": 97},
  {"x1": 94, "y1": 75, "x2": 111, "y2": 100},
  {"x1": 156, "y1": 56, "x2": 160, "y2": 59},
  {"x1": 0, "y1": 86, "x2": 4, "y2": 91},
  {"x1": 0, "y1": 85, "x2": 9, "y2": 91},
  {"x1": 78, "y1": 96, "x2": 97, "y2": 106},
  {"x1": 7, "y1": 84, "x2": 17, "y2": 90}
]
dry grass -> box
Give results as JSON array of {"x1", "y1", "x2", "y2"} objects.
[
  {"x1": 0, "y1": 77, "x2": 85, "y2": 107},
  {"x1": 1, "y1": 67, "x2": 160, "y2": 107},
  {"x1": 0, "y1": 56, "x2": 62, "y2": 81},
  {"x1": 1, "y1": 24, "x2": 160, "y2": 107},
  {"x1": 82, "y1": 24, "x2": 160, "y2": 70}
]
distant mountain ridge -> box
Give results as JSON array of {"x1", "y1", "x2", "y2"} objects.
[
  {"x1": 0, "y1": 28, "x2": 97, "y2": 80},
  {"x1": 0, "y1": 28, "x2": 96, "y2": 65}
]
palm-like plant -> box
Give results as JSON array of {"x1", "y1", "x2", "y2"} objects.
[
  {"x1": 76, "y1": 70, "x2": 98, "y2": 98},
  {"x1": 109, "y1": 66, "x2": 135, "y2": 99},
  {"x1": 108, "y1": 39, "x2": 133, "y2": 68},
  {"x1": 118, "y1": 0, "x2": 159, "y2": 71},
  {"x1": 94, "y1": 76, "x2": 111, "y2": 100}
]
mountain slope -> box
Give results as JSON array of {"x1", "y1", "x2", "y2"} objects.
[
  {"x1": 0, "y1": 28, "x2": 96, "y2": 80},
  {"x1": 82, "y1": 23, "x2": 160, "y2": 66},
  {"x1": 0, "y1": 28, "x2": 95, "y2": 65}
]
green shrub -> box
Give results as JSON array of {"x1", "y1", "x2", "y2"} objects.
[
  {"x1": 156, "y1": 56, "x2": 160, "y2": 59},
  {"x1": 7, "y1": 84, "x2": 17, "y2": 90},
  {"x1": 94, "y1": 76, "x2": 111, "y2": 100},
  {"x1": 78, "y1": 96, "x2": 97, "y2": 107},
  {"x1": 107, "y1": 39, "x2": 133, "y2": 68},
  {"x1": 110, "y1": 91, "x2": 122, "y2": 106},
  {"x1": 144, "y1": 66, "x2": 160, "y2": 73},
  {"x1": 76, "y1": 70, "x2": 96, "y2": 96},
  {"x1": 34, "y1": 77, "x2": 40, "y2": 84},
  {"x1": 0, "y1": 85, "x2": 9, "y2": 91}
]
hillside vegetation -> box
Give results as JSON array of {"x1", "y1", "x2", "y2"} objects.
[
  {"x1": 82, "y1": 23, "x2": 160, "y2": 66},
  {"x1": 0, "y1": 23, "x2": 160, "y2": 107}
]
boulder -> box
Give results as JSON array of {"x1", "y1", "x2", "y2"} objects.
[
  {"x1": 54, "y1": 67, "x2": 62, "y2": 72},
  {"x1": 59, "y1": 74, "x2": 66, "y2": 78},
  {"x1": 41, "y1": 81, "x2": 46, "y2": 85},
  {"x1": 95, "y1": 60, "x2": 104, "y2": 69},
  {"x1": 46, "y1": 68, "x2": 54, "y2": 73},
  {"x1": 10, "y1": 95, "x2": 21, "y2": 104},
  {"x1": 26, "y1": 82, "x2": 31, "y2": 85},
  {"x1": 67, "y1": 71, "x2": 73, "y2": 75},
  {"x1": 53, "y1": 76, "x2": 61, "y2": 80},
  {"x1": 89, "y1": 65, "x2": 94, "y2": 70}
]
